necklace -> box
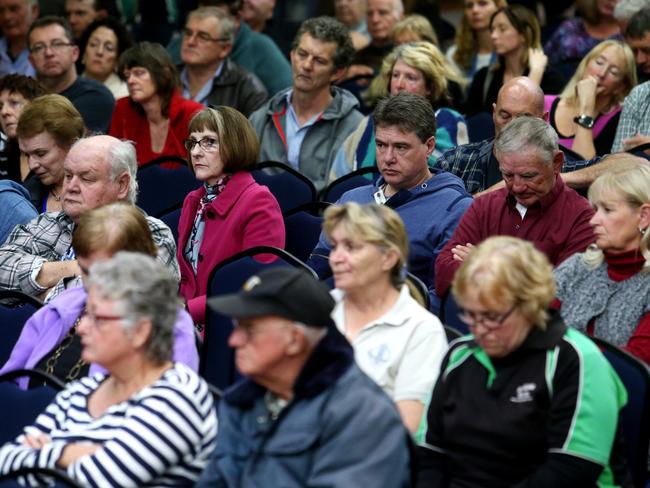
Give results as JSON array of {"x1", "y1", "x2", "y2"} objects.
[
  {"x1": 45, "y1": 313, "x2": 87, "y2": 382},
  {"x1": 50, "y1": 188, "x2": 62, "y2": 202}
]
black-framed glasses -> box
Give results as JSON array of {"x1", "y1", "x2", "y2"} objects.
[
  {"x1": 30, "y1": 40, "x2": 74, "y2": 55},
  {"x1": 458, "y1": 303, "x2": 517, "y2": 330},
  {"x1": 182, "y1": 28, "x2": 230, "y2": 43},
  {"x1": 184, "y1": 136, "x2": 219, "y2": 152}
]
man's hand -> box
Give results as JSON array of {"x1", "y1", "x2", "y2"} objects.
[
  {"x1": 340, "y1": 64, "x2": 374, "y2": 83},
  {"x1": 622, "y1": 133, "x2": 650, "y2": 152},
  {"x1": 451, "y1": 243, "x2": 474, "y2": 262},
  {"x1": 57, "y1": 443, "x2": 101, "y2": 468}
]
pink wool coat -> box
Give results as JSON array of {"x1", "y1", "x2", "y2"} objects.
[{"x1": 177, "y1": 171, "x2": 285, "y2": 323}]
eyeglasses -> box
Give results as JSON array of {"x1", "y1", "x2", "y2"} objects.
[
  {"x1": 84, "y1": 310, "x2": 125, "y2": 328},
  {"x1": 184, "y1": 136, "x2": 219, "y2": 152},
  {"x1": 182, "y1": 28, "x2": 230, "y2": 43},
  {"x1": 458, "y1": 304, "x2": 517, "y2": 330},
  {"x1": 30, "y1": 40, "x2": 74, "y2": 55}
]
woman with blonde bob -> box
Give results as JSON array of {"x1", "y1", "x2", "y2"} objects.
[
  {"x1": 544, "y1": 40, "x2": 636, "y2": 159},
  {"x1": 392, "y1": 15, "x2": 439, "y2": 46},
  {"x1": 177, "y1": 106, "x2": 284, "y2": 326},
  {"x1": 555, "y1": 159, "x2": 650, "y2": 364},
  {"x1": 325, "y1": 202, "x2": 447, "y2": 435},
  {"x1": 331, "y1": 42, "x2": 468, "y2": 180},
  {"x1": 416, "y1": 236, "x2": 628, "y2": 486}
]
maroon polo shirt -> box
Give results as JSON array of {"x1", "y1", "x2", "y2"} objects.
[{"x1": 435, "y1": 175, "x2": 595, "y2": 296}]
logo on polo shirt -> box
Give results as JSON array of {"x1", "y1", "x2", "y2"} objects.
[
  {"x1": 368, "y1": 344, "x2": 391, "y2": 365},
  {"x1": 510, "y1": 383, "x2": 536, "y2": 403}
]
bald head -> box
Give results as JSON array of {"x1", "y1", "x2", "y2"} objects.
[{"x1": 493, "y1": 77, "x2": 546, "y2": 136}]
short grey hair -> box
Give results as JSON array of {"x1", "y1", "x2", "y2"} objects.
[
  {"x1": 615, "y1": 0, "x2": 650, "y2": 22},
  {"x1": 108, "y1": 139, "x2": 138, "y2": 204},
  {"x1": 494, "y1": 116, "x2": 558, "y2": 164},
  {"x1": 188, "y1": 6, "x2": 235, "y2": 42},
  {"x1": 292, "y1": 16, "x2": 355, "y2": 70},
  {"x1": 87, "y1": 252, "x2": 179, "y2": 364}
]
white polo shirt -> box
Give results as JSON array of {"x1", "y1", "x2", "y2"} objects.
[{"x1": 331, "y1": 285, "x2": 448, "y2": 403}]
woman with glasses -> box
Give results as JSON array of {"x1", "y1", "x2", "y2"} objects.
[
  {"x1": 325, "y1": 202, "x2": 447, "y2": 435},
  {"x1": 109, "y1": 42, "x2": 203, "y2": 166},
  {"x1": 554, "y1": 160, "x2": 650, "y2": 364},
  {"x1": 78, "y1": 17, "x2": 133, "y2": 100},
  {"x1": 416, "y1": 236, "x2": 629, "y2": 487},
  {"x1": 544, "y1": 40, "x2": 636, "y2": 160},
  {"x1": 177, "y1": 106, "x2": 284, "y2": 327},
  {"x1": 0, "y1": 252, "x2": 216, "y2": 486},
  {"x1": 0, "y1": 203, "x2": 199, "y2": 389}
]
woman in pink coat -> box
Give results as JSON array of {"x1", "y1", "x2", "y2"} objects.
[{"x1": 178, "y1": 106, "x2": 285, "y2": 325}]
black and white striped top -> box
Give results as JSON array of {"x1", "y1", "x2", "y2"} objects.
[{"x1": 0, "y1": 363, "x2": 218, "y2": 487}]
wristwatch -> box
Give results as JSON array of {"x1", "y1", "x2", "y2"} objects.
[{"x1": 573, "y1": 114, "x2": 595, "y2": 129}]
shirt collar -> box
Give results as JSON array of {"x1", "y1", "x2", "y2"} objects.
[{"x1": 180, "y1": 61, "x2": 225, "y2": 104}]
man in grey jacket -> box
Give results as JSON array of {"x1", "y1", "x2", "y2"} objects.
[
  {"x1": 197, "y1": 267, "x2": 411, "y2": 487},
  {"x1": 249, "y1": 16, "x2": 363, "y2": 191}
]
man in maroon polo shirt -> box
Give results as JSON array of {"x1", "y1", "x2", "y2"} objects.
[{"x1": 435, "y1": 116, "x2": 595, "y2": 298}]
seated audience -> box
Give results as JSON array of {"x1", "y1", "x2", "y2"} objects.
[
  {"x1": 625, "y1": 6, "x2": 650, "y2": 83},
  {"x1": 109, "y1": 42, "x2": 203, "y2": 166},
  {"x1": 555, "y1": 159, "x2": 650, "y2": 363},
  {"x1": 27, "y1": 16, "x2": 115, "y2": 133},
  {"x1": 446, "y1": 0, "x2": 505, "y2": 81},
  {"x1": 311, "y1": 92, "x2": 473, "y2": 314},
  {"x1": 612, "y1": 80, "x2": 650, "y2": 152},
  {"x1": 0, "y1": 202, "x2": 199, "y2": 387},
  {"x1": 435, "y1": 116, "x2": 595, "y2": 298},
  {"x1": 17, "y1": 94, "x2": 85, "y2": 213},
  {"x1": 180, "y1": 7, "x2": 267, "y2": 117},
  {"x1": 64, "y1": 0, "x2": 114, "y2": 41},
  {"x1": 0, "y1": 180, "x2": 37, "y2": 245},
  {"x1": 0, "y1": 252, "x2": 217, "y2": 486},
  {"x1": 545, "y1": 40, "x2": 637, "y2": 159},
  {"x1": 0, "y1": 135, "x2": 179, "y2": 301},
  {"x1": 465, "y1": 5, "x2": 566, "y2": 116},
  {"x1": 179, "y1": 106, "x2": 284, "y2": 326},
  {"x1": 418, "y1": 236, "x2": 629, "y2": 487},
  {"x1": 544, "y1": 0, "x2": 623, "y2": 67},
  {"x1": 331, "y1": 41, "x2": 467, "y2": 180},
  {"x1": 392, "y1": 14, "x2": 439, "y2": 46},
  {"x1": 78, "y1": 17, "x2": 133, "y2": 99},
  {"x1": 0, "y1": 74, "x2": 47, "y2": 182},
  {"x1": 0, "y1": 0, "x2": 38, "y2": 77},
  {"x1": 334, "y1": 0, "x2": 369, "y2": 50},
  {"x1": 325, "y1": 202, "x2": 447, "y2": 434},
  {"x1": 249, "y1": 16, "x2": 362, "y2": 191},
  {"x1": 197, "y1": 267, "x2": 411, "y2": 486}
]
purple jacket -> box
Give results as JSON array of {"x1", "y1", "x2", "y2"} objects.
[{"x1": 0, "y1": 286, "x2": 199, "y2": 389}]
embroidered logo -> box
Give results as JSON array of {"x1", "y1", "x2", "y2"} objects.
[
  {"x1": 243, "y1": 275, "x2": 262, "y2": 291},
  {"x1": 368, "y1": 344, "x2": 391, "y2": 365},
  {"x1": 510, "y1": 383, "x2": 536, "y2": 403}
]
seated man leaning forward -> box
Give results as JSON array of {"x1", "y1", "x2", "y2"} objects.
[
  {"x1": 0, "y1": 135, "x2": 179, "y2": 302},
  {"x1": 435, "y1": 116, "x2": 595, "y2": 299},
  {"x1": 196, "y1": 267, "x2": 411, "y2": 487},
  {"x1": 308, "y1": 91, "x2": 472, "y2": 314}
]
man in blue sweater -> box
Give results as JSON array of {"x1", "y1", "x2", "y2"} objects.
[{"x1": 308, "y1": 92, "x2": 472, "y2": 313}]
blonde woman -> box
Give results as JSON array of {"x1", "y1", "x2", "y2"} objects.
[
  {"x1": 331, "y1": 42, "x2": 468, "y2": 180},
  {"x1": 545, "y1": 40, "x2": 636, "y2": 159},
  {"x1": 325, "y1": 202, "x2": 447, "y2": 435},
  {"x1": 554, "y1": 159, "x2": 650, "y2": 364},
  {"x1": 417, "y1": 236, "x2": 628, "y2": 486},
  {"x1": 446, "y1": 0, "x2": 506, "y2": 80},
  {"x1": 392, "y1": 14, "x2": 439, "y2": 46}
]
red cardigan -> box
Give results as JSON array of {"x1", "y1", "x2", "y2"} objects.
[
  {"x1": 109, "y1": 91, "x2": 203, "y2": 166},
  {"x1": 177, "y1": 171, "x2": 285, "y2": 323}
]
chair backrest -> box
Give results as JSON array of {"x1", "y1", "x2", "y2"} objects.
[
  {"x1": 438, "y1": 291, "x2": 469, "y2": 335},
  {"x1": 252, "y1": 161, "x2": 317, "y2": 213},
  {"x1": 0, "y1": 291, "x2": 43, "y2": 367},
  {"x1": 0, "y1": 369, "x2": 64, "y2": 445},
  {"x1": 136, "y1": 156, "x2": 200, "y2": 218},
  {"x1": 405, "y1": 272, "x2": 430, "y2": 310},
  {"x1": 283, "y1": 202, "x2": 330, "y2": 262},
  {"x1": 158, "y1": 204, "x2": 183, "y2": 246},
  {"x1": 320, "y1": 166, "x2": 379, "y2": 204},
  {"x1": 443, "y1": 325, "x2": 463, "y2": 342},
  {"x1": 591, "y1": 337, "x2": 650, "y2": 488},
  {"x1": 0, "y1": 467, "x2": 84, "y2": 488},
  {"x1": 466, "y1": 112, "x2": 495, "y2": 143},
  {"x1": 201, "y1": 246, "x2": 317, "y2": 389}
]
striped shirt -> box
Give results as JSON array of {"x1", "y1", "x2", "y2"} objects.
[
  {"x1": 0, "y1": 364, "x2": 217, "y2": 487},
  {"x1": 0, "y1": 211, "x2": 179, "y2": 300}
]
